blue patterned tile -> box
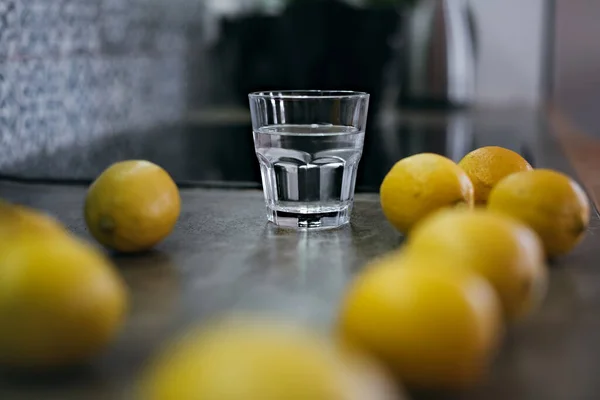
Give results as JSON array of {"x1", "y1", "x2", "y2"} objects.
[
  {"x1": 14, "y1": 59, "x2": 48, "y2": 107},
  {"x1": 68, "y1": 24, "x2": 100, "y2": 54},
  {"x1": 45, "y1": 59, "x2": 68, "y2": 98},
  {"x1": 99, "y1": 0, "x2": 130, "y2": 55},
  {"x1": 0, "y1": 62, "x2": 12, "y2": 106},
  {"x1": 0, "y1": 63, "x2": 19, "y2": 159},
  {"x1": 0, "y1": 0, "x2": 188, "y2": 171},
  {"x1": 66, "y1": 56, "x2": 94, "y2": 91},
  {"x1": 156, "y1": 29, "x2": 186, "y2": 54},
  {"x1": 61, "y1": 0, "x2": 99, "y2": 25},
  {"x1": 18, "y1": 28, "x2": 55, "y2": 57},
  {"x1": 128, "y1": 55, "x2": 154, "y2": 129},
  {"x1": 20, "y1": 0, "x2": 60, "y2": 29},
  {"x1": 0, "y1": 0, "x2": 19, "y2": 59}
]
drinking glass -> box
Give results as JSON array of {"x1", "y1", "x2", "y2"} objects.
[{"x1": 249, "y1": 90, "x2": 369, "y2": 229}]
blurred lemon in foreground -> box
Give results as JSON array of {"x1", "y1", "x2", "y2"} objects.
[
  {"x1": 0, "y1": 235, "x2": 128, "y2": 368},
  {"x1": 139, "y1": 317, "x2": 404, "y2": 400},
  {"x1": 85, "y1": 160, "x2": 181, "y2": 253},
  {"x1": 488, "y1": 169, "x2": 590, "y2": 257},
  {"x1": 405, "y1": 209, "x2": 548, "y2": 321},
  {"x1": 339, "y1": 257, "x2": 502, "y2": 389},
  {"x1": 0, "y1": 202, "x2": 66, "y2": 239},
  {"x1": 380, "y1": 153, "x2": 474, "y2": 234},
  {"x1": 458, "y1": 146, "x2": 532, "y2": 204}
]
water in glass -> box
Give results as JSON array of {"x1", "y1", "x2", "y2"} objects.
[{"x1": 254, "y1": 123, "x2": 364, "y2": 228}]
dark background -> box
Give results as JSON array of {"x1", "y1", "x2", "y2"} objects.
[{"x1": 0, "y1": 0, "x2": 597, "y2": 192}]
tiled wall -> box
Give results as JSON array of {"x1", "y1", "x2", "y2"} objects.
[{"x1": 0, "y1": 0, "x2": 187, "y2": 169}]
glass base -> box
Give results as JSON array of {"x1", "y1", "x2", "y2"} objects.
[{"x1": 266, "y1": 205, "x2": 351, "y2": 230}]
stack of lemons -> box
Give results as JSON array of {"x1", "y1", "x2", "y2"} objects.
[
  {"x1": 339, "y1": 146, "x2": 590, "y2": 390},
  {"x1": 0, "y1": 160, "x2": 180, "y2": 369},
  {"x1": 379, "y1": 147, "x2": 589, "y2": 257}
]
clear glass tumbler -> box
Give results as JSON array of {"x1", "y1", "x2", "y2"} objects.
[{"x1": 249, "y1": 90, "x2": 370, "y2": 229}]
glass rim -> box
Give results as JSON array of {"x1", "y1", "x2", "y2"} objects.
[{"x1": 248, "y1": 90, "x2": 369, "y2": 100}]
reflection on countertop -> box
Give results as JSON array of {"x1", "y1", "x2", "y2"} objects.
[{"x1": 1, "y1": 107, "x2": 546, "y2": 192}]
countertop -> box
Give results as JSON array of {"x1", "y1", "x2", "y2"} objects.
[
  {"x1": 2, "y1": 107, "x2": 600, "y2": 399},
  {"x1": 1, "y1": 179, "x2": 600, "y2": 400}
]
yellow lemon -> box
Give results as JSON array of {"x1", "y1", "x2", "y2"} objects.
[
  {"x1": 488, "y1": 169, "x2": 590, "y2": 257},
  {"x1": 380, "y1": 153, "x2": 474, "y2": 234},
  {"x1": 85, "y1": 160, "x2": 181, "y2": 253},
  {"x1": 405, "y1": 209, "x2": 548, "y2": 321},
  {"x1": 0, "y1": 202, "x2": 67, "y2": 239},
  {"x1": 458, "y1": 146, "x2": 532, "y2": 204},
  {"x1": 139, "y1": 317, "x2": 404, "y2": 400},
  {"x1": 0, "y1": 235, "x2": 128, "y2": 368},
  {"x1": 338, "y1": 257, "x2": 502, "y2": 389}
]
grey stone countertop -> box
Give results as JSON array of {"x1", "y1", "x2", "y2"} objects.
[{"x1": 1, "y1": 180, "x2": 600, "y2": 400}]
